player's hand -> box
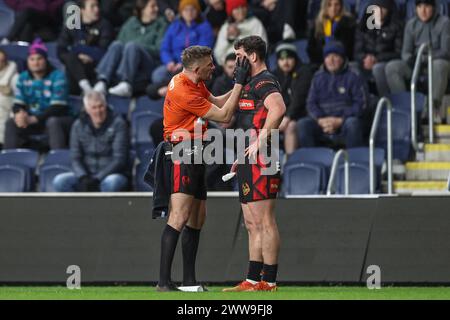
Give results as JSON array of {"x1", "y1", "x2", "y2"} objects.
[
  {"x1": 245, "y1": 139, "x2": 259, "y2": 163},
  {"x1": 234, "y1": 57, "x2": 250, "y2": 85}
]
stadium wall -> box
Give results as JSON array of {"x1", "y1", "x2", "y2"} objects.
[{"x1": 0, "y1": 193, "x2": 449, "y2": 284}]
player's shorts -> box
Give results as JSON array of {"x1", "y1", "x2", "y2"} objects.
[
  {"x1": 236, "y1": 155, "x2": 281, "y2": 204},
  {"x1": 169, "y1": 141, "x2": 207, "y2": 200}
]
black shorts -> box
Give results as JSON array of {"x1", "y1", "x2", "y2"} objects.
[
  {"x1": 236, "y1": 157, "x2": 281, "y2": 204},
  {"x1": 170, "y1": 142, "x2": 207, "y2": 200}
]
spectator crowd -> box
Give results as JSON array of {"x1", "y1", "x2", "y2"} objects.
[{"x1": 0, "y1": 0, "x2": 449, "y2": 192}]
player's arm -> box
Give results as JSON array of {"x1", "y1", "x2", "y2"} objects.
[
  {"x1": 209, "y1": 90, "x2": 232, "y2": 108},
  {"x1": 203, "y1": 84, "x2": 243, "y2": 123}
]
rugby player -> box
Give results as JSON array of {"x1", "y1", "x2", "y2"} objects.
[{"x1": 223, "y1": 36, "x2": 286, "y2": 292}]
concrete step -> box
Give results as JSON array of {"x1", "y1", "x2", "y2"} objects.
[
  {"x1": 423, "y1": 125, "x2": 450, "y2": 140},
  {"x1": 424, "y1": 144, "x2": 450, "y2": 161},
  {"x1": 386, "y1": 181, "x2": 448, "y2": 194},
  {"x1": 405, "y1": 161, "x2": 450, "y2": 180}
]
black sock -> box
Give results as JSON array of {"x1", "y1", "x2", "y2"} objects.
[
  {"x1": 262, "y1": 264, "x2": 278, "y2": 283},
  {"x1": 246, "y1": 261, "x2": 263, "y2": 282},
  {"x1": 158, "y1": 224, "x2": 180, "y2": 286},
  {"x1": 182, "y1": 225, "x2": 201, "y2": 286}
]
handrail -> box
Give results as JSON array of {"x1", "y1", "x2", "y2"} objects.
[
  {"x1": 369, "y1": 97, "x2": 393, "y2": 194},
  {"x1": 326, "y1": 149, "x2": 349, "y2": 196},
  {"x1": 411, "y1": 42, "x2": 434, "y2": 150}
]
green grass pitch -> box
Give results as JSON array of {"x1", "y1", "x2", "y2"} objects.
[{"x1": 1, "y1": 286, "x2": 450, "y2": 300}]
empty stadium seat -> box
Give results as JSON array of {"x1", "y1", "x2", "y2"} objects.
[
  {"x1": 283, "y1": 163, "x2": 322, "y2": 195},
  {"x1": 0, "y1": 5, "x2": 14, "y2": 39},
  {"x1": 135, "y1": 96, "x2": 164, "y2": 114},
  {"x1": 0, "y1": 149, "x2": 39, "y2": 191},
  {"x1": 0, "y1": 43, "x2": 28, "y2": 71},
  {"x1": 376, "y1": 108, "x2": 411, "y2": 162},
  {"x1": 133, "y1": 151, "x2": 153, "y2": 192},
  {"x1": 0, "y1": 165, "x2": 28, "y2": 192},
  {"x1": 131, "y1": 110, "x2": 161, "y2": 149},
  {"x1": 107, "y1": 95, "x2": 132, "y2": 116},
  {"x1": 387, "y1": 91, "x2": 426, "y2": 114},
  {"x1": 336, "y1": 162, "x2": 371, "y2": 194},
  {"x1": 69, "y1": 95, "x2": 83, "y2": 115},
  {"x1": 294, "y1": 40, "x2": 310, "y2": 64}
]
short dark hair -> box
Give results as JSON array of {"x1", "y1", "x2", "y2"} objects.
[
  {"x1": 78, "y1": 0, "x2": 96, "y2": 9},
  {"x1": 134, "y1": 0, "x2": 154, "y2": 18},
  {"x1": 181, "y1": 46, "x2": 212, "y2": 69},
  {"x1": 234, "y1": 35, "x2": 267, "y2": 61},
  {"x1": 224, "y1": 53, "x2": 236, "y2": 63}
]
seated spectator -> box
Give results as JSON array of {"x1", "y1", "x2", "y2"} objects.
[
  {"x1": 58, "y1": 0, "x2": 114, "y2": 95},
  {"x1": 354, "y1": 0, "x2": 403, "y2": 97},
  {"x1": 94, "y1": 0, "x2": 168, "y2": 97},
  {"x1": 157, "y1": 0, "x2": 183, "y2": 23},
  {"x1": 211, "y1": 53, "x2": 236, "y2": 96},
  {"x1": 4, "y1": 40, "x2": 72, "y2": 150},
  {"x1": 273, "y1": 42, "x2": 314, "y2": 155},
  {"x1": 204, "y1": 0, "x2": 228, "y2": 36},
  {"x1": 297, "y1": 41, "x2": 367, "y2": 148},
  {"x1": 307, "y1": 0, "x2": 356, "y2": 65},
  {"x1": 53, "y1": 91, "x2": 129, "y2": 192},
  {"x1": 151, "y1": 0, "x2": 214, "y2": 84},
  {"x1": 386, "y1": 0, "x2": 450, "y2": 111},
  {"x1": 0, "y1": 50, "x2": 18, "y2": 149},
  {"x1": 3, "y1": 0, "x2": 64, "y2": 43},
  {"x1": 213, "y1": 0, "x2": 267, "y2": 66}
]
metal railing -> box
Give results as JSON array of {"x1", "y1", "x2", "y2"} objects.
[
  {"x1": 411, "y1": 42, "x2": 434, "y2": 150},
  {"x1": 326, "y1": 149, "x2": 349, "y2": 196},
  {"x1": 369, "y1": 97, "x2": 393, "y2": 195}
]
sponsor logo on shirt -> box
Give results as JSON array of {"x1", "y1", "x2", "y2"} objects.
[
  {"x1": 242, "y1": 183, "x2": 250, "y2": 196},
  {"x1": 269, "y1": 178, "x2": 280, "y2": 194},
  {"x1": 239, "y1": 99, "x2": 255, "y2": 110}
]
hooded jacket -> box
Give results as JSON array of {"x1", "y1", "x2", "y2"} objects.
[
  {"x1": 402, "y1": 6, "x2": 450, "y2": 65},
  {"x1": 306, "y1": 61, "x2": 367, "y2": 120},
  {"x1": 70, "y1": 108, "x2": 129, "y2": 181}
]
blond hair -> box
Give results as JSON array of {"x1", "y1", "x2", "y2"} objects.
[{"x1": 314, "y1": 0, "x2": 350, "y2": 39}]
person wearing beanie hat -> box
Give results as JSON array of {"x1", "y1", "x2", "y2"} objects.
[
  {"x1": 296, "y1": 39, "x2": 366, "y2": 149},
  {"x1": 214, "y1": 0, "x2": 267, "y2": 65},
  {"x1": 273, "y1": 41, "x2": 315, "y2": 155},
  {"x1": 4, "y1": 38, "x2": 72, "y2": 150},
  {"x1": 386, "y1": 0, "x2": 450, "y2": 115},
  {"x1": 353, "y1": 0, "x2": 402, "y2": 96}
]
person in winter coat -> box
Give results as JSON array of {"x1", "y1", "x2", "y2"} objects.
[
  {"x1": 353, "y1": 0, "x2": 403, "y2": 96},
  {"x1": 94, "y1": 0, "x2": 168, "y2": 97},
  {"x1": 151, "y1": 0, "x2": 214, "y2": 83},
  {"x1": 297, "y1": 41, "x2": 367, "y2": 148},
  {"x1": 0, "y1": 50, "x2": 18, "y2": 149},
  {"x1": 58, "y1": 0, "x2": 114, "y2": 95},
  {"x1": 272, "y1": 42, "x2": 315, "y2": 155},
  {"x1": 53, "y1": 91, "x2": 129, "y2": 192},
  {"x1": 4, "y1": 0, "x2": 64, "y2": 43},
  {"x1": 213, "y1": 0, "x2": 267, "y2": 66},
  {"x1": 307, "y1": 0, "x2": 356, "y2": 65},
  {"x1": 386, "y1": 0, "x2": 450, "y2": 110}
]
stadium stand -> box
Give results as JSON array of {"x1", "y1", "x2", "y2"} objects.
[
  {"x1": 0, "y1": 149, "x2": 39, "y2": 192},
  {"x1": 0, "y1": 3, "x2": 14, "y2": 39},
  {"x1": 38, "y1": 149, "x2": 71, "y2": 192}
]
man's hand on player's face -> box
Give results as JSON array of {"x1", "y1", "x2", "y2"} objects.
[{"x1": 233, "y1": 56, "x2": 250, "y2": 85}]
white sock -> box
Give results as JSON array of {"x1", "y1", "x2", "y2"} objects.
[
  {"x1": 267, "y1": 282, "x2": 276, "y2": 287},
  {"x1": 246, "y1": 279, "x2": 258, "y2": 285},
  {"x1": 79, "y1": 79, "x2": 92, "y2": 93}
]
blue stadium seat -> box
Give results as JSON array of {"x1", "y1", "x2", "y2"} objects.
[
  {"x1": 336, "y1": 162, "x2": 371, "y2": 194},
  {"x1": 131, "y1": 110, "x2": 161, "y2": 149},
  {"x1": 107, "y1": 95, "x2": 132, "y2": 116},
  {"x1": 69, "y1": 95, "x2": 83, "y2": 115},
  {"x1": 0, "y1": 149, "x2": 39, "y2": 191},
  {"x1": 347, "y1": 147, "x2": 385, "y2": 167},
  {"x1": 134, "y1": 152, "x2": 153, "y2": 192},
  {"x1": 135, "y1": 96, "x2": 164, "y2": 114},
  {"x1": 0, "y1": 5, "x2": 14, "y2": 39},
  {"x1": 283, "y1": 163, "x2": 322, "y2": 195},
  {"x1": 0, "y1": 44, "x2": 28, "y2": 71},
  {"x1": 294, "y1": 40, "x2": 310, "y2": 64},
  {"x1": 0, "y1": 165, "x2": 28, "y2": 192},
  {"x1": 39, "y1": 165, "x2": 72, "y2": 192},
  {"x1": 387, "y1": 91, "x2": 426, "y2": 114},
  {"x1": 376, "y1": 108, "x2": 411, "y2": 162}
]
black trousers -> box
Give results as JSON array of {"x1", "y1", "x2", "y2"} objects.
[
  {"x1": 4, "y1": 116, "x2": 73, "y2": 150},
  {"x1": 8, "y1": 9, "x2": 59, "y2": 43},
  {"x1": 59, "y1": 52, "x2": 97, "y2": 95}
]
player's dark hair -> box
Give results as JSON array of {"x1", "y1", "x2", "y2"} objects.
[
  {"x1": 224, "y1": 53, "x2": 236, "y2": 63},
  {"x1": 181, "y1": 46, "x2": 212, "y2": 69},
  {"x1": 234, "y1": 35, "x2": 267, "y2": 61}
]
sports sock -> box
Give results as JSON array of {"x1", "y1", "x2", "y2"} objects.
[
  {"x1": 262, "y1": 264, "x2": 278, "y2": 284},
  {"x1": 246, "y1": 261, "x2": 264, "y2": 283},
  {"x1": 181, "y1": 225, "x2": 201, "y2": 286},
  {"x1": 159, "y1": 224, "x2": 180, "y2": 286}
]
